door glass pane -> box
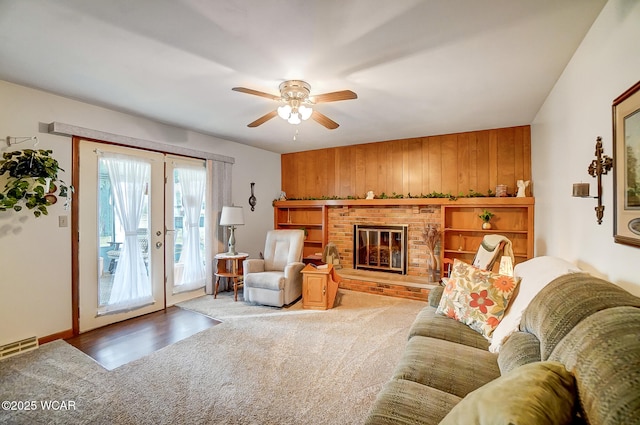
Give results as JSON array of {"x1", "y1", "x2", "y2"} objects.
[
  {"x1": 98, "y1": 165, "x2": 115, "y2": 306},
  {"x1": 172, "y1": 166, "x2": 206, "y2": 293},
  {"x1": 97, "y1": 156, "x2": 152, "y2": 312}
]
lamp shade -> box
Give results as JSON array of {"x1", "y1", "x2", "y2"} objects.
[{"x1": 220, "y1": 206, "x2": 244, "y2": 226}]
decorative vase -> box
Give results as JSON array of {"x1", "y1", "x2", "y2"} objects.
[
  {"x1": 482, "y1": 221, "x2": 491, "y2": 230},
  {"x1": 426, "y1": 250, "x2": 437, "y2": 283}
]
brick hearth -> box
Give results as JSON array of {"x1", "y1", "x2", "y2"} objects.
[{"x1": 338, "y1": 268, "x2": 436, "y2": 301}]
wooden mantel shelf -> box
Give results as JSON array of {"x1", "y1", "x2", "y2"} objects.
[{"x1": 274, "y1": 197, "x2": 534, "y2": 208}]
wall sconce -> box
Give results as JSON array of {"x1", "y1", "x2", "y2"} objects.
[
  {"x1": 248, "y1": 182, "x2": 257, "y2": 211},
  {"x1": 572, "y1": 136, "x2": 613, "y2": 225}
]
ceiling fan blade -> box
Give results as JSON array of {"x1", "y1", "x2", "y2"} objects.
[
  {"x1": 232, "y1": 87, "x2": 281, "y2": 101},
  {"x1": 311, "y1": 110, "x2": 339, "y2": 130},
  {"x1": 311, "y1": 90, "x2": 357, "y2": 104},
  {"x1": 247, "y1": 110, "x2": 278, "y2": 127}
]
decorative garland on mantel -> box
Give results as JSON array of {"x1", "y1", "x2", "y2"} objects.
[{"x1": 277, "y1": 189, "x2": 499, "y2": 203}]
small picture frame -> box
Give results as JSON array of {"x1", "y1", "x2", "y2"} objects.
[{"x1": 613, "y1": 80, "x2": 640, "y2": 247}]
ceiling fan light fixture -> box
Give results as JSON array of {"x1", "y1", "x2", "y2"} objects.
[
  {"x1": 299, "y1": 105, "x2": 312, "y2": 120},
  {"x1": 277, "y1": 104, "x2": 292, "y2": 120},
  {"x1": 233, "y1": 80, "x2": 356, "y2": 130},
  {"x1": 287, "y1": 113, "x2": 301, "y2": 125}
]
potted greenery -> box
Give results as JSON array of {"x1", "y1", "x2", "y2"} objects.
[
  {"x1": 0, "y1": 149, "x2": 71, "y2": 217},
  {"x1": 478, "y1": 209, "x2": 495, "y2": 229}
]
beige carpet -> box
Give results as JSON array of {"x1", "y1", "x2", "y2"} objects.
[{"x1": 0, "y1": 290, "x2": 425, "y2": 424}]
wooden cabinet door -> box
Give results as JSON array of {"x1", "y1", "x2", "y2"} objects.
[{"x1": 303, "y1": 274, "x2": 327, "y2": 309}]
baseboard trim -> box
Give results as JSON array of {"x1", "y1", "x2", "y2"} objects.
[{"x1": 39, "y1": 329, "x2": 74, "y2": 345}]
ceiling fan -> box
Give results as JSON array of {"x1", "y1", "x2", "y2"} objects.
[{"x1": 232, "y1": 80, "x2": 357, "y2": 130}]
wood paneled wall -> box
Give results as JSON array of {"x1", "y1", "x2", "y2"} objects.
[{"x1": 281, "y1": 126, "x2": 531, "y2": 199}]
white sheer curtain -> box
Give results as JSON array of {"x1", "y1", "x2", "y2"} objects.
[
  {"x1": 174, "y1": 166, "x2": 206, "y2": 293},
  {"x1": 101, "y1": 153, "x2": 153, "y2": 314}
]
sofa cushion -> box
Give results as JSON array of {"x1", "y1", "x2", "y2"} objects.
[
  {"x1": 521, "y1": 274, "x2": 640, "y2": 360},
  {"x1": 489, "y1": 256, "x2": 583, "y2": 353},
  {"x1": 439, "y1": 361, "x2": 576, "y2": 425},
  {"x1": 408, "y1": 307, "x2": 490, "y2": 350},
  {"x1": 497, "y1": 331, "x2": 541, "y2": 375},
  {"x1": 392, "y1": 336, "x2": 500, "y2": 399},
  {"x1": 549, "y1": 306, "x2": 640, "y2": 425},
  {"x1": 365, "y1": 378, "x2": 461, "y2": 425},
  {"x1": 436, "y1": 259, "x2": 520, "y2": 339}
]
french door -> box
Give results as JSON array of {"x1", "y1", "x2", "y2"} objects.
[
  {"x1": 165, "y1": 155, "x2": 208, "y2": 306},
  {"x1": 77, "y1": 141, "x2": 206, "y2": 332}
]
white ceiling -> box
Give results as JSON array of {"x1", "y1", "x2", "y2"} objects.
[{"x1": 0, "y1": 0, "x2": 607, "y2": 154}]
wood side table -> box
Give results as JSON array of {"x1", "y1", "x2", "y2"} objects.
[
  {"x1": 214, "y1": 252, "x2": 248, "y2": 302},
  {"x1": 301, "y1": 264, "x2": 341, "y2": 310}
]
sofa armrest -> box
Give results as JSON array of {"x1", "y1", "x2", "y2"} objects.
[{"x1": 428, "y1": 286, "x2": 444, "y2": 307}]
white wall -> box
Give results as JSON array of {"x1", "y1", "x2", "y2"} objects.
[
  {"x1": 0, "y1": 81, "x2": 281, "y2": 346},
  {"x1": 531, "y1": 0, "x2": 640, "y2": 296}
]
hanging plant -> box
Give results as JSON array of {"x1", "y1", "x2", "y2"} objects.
[{"x1": 0, "y1": 149, "x2": 72, "y2": 217}]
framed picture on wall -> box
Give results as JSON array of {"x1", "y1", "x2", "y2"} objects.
[{"x1": 613, "y1": 80, "x2": 640, "y2": 247}]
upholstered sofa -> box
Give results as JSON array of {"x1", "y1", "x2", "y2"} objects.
[{"x1": 365, "y1": 256, "x2": 640, "y2": 425}]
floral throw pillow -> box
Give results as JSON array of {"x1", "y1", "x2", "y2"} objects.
[{"x1": 436, "y1": 259, "x2": 520, "y2": 339}]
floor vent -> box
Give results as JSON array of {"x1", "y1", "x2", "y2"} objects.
[{"x1": 0, "y1": 336, "x2": 39, "y2": 359}]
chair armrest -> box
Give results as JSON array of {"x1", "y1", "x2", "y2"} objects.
[
  {"x1": 284, "y1": 262, "x2": 305, "y2": 283},
  {"x1": 244, "y1": 259, "x2": 265, "y2": 276}
]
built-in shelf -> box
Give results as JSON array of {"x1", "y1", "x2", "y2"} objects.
[
  {"x1": 444, "y1": 228, "x2": 528, "y2": 234},
  {"x1": 441, "y1": 199, "x2": 534, "y2": 273},
  {"x1": 274, "y1": 202, "x2": 328, "y2": 258}
]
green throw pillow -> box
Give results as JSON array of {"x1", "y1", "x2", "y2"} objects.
[{"x1": 439, "y1": 361, "x2": 576, "y2": 425}]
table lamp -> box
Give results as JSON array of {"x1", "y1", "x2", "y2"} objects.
[{"x1": 220, "y1": 206, "x2": 244, "y2": 254}]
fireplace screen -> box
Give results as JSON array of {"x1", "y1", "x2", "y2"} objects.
[{"x1": 353, "y1": 224, "x2": 408, "y2": 274}]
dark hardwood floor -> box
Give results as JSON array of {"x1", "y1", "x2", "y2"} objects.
[{"x1": 65, "y1": 306, "x2": 220, "y2": 370}]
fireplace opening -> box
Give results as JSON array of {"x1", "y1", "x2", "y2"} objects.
[{"x1": 353, "y1": 224, "x2": 408, "y2": 274}]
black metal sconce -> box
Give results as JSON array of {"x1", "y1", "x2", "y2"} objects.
[
  {"x1": 248, "y1": 182, "x2": 257, "y2": 211},
  {"x1": 572, "y1": 137, "x2": 613, "y2": 225}
]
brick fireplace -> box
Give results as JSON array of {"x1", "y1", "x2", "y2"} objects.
[
  {"x1": 325, "y1": 205, "x2": 440, "y2": 300},
  {"x1": 327, "y1": 204, "x2": 441, "y2": 277}
]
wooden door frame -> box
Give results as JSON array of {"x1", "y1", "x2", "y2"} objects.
[{"x1": 70, "y1": 136, "x2": 211, "y2": 336}]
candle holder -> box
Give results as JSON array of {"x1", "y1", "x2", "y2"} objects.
[{"x1": 572, "y1": 137, "x2": 613, "y2": 225}]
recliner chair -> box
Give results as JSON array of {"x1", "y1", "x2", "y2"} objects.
[{"x1": 243, "y1": 229, "x2": 305, "y2": 307}]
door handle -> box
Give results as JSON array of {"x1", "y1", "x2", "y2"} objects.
[{"x1": 156, "y1": 241, "x2": 163, "y2": 248}]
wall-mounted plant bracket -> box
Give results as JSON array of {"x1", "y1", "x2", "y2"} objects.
[
  {"x1": 587, "y1": 136, "x2": 613, "y2": 225},
  {"x1": 6, "y1": 136, "x2": 38, "y2": 146}
]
